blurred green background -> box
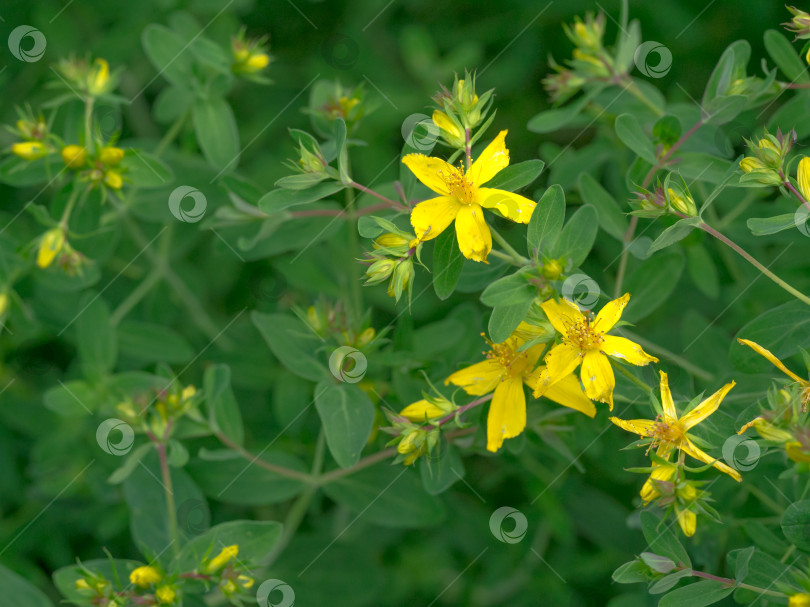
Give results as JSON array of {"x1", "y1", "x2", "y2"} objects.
[{"x1": 0, "y1": 0, "x2": 800, "y2": 605}]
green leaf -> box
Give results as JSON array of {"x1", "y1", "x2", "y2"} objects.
[
  {"x1": 733, "y1": 546, "x2": 755, "y2": 583},
  {"x1": 702, "y1": 40, "x2": 749, "y2": 104},
  {"x1": 727, "y1": 547, "x2": 799, "y2": 591},
  {"x1": 322, "y1": 464, "x2": 446, "y2": 528},
  {"x1": 480, "y1": 272, "x2": 535, "y2": 307},
  {"x1": 118, "y1": 321, "x2": 194, "y2": 364},
  {"x1": 432, "y1": 228, "x2": 465, "y2": 300},
  {"x1": 125, "y1": 150, "x2": 174, "y2": 189},
  {"x1": 731, "y1": 300, "x2": 810, "y2": 373},
  {"x1": 315, "y1": 381, "x2": 375, "y2": 469},
  {"x1": 647, "y1": 217, "x2": 700, "y2": 255},
  {"x1": 76, "y1": 294, "x2": 116, "y2": 381},
  {"x1": 640, "y1": 511, "x2": 691, "y2": 567},
  {"x1": 188, "y1": 449, "x2": 308, "y2": 505},
  {"x1": 482, "y1": 159, "x2": 545, "y2": 192},
  {"x1": 527, "y1": 86, "x2": 604, "y2": 133},
  {"x1": 108, "y1": 443, "x2": 152, "y2": 484},
  {"x1": 615, "y1": 113, "x2": 657, "y2": 164},
  {"x1": 203, "y1": 364, "x2": 244, "y2": 447},
  {"x1": 258, "y1": 182, "x2": 345, "y2": 213},
  {"x1": 765, "y1": 29, "x2": 810, "y2": 84},
  {"x1": 649, "y1": 569, "x2": 694, "y2": 594},
  {"x1": 527, "y1": 184, "x2": 565, "y2": 256},
  {"x1": 577, "y1": 173, "x2": 629, "y2": 240},
  {"x1": 0, "y1": 563, "x2": 55, "y2": 607},
  {"x1": 171, "y1": 520, "x2": 282, "y2": 573},
  {"x1": 54, "y1": 559, "x2": 143, "y2": 604},
  {"x1": 658, "y1": 579, "x2": 734, "y2": 607},
  {"x1": 640, "y1": 552, "x2": 676, "y2": 573},
  {"x1": 550, "y1": 205, "x2": 599, "y2": 267},
  {"x1": 703, "y1": 95, "x2": 747, "y2": 125},
  {"x1": 677, "y1": 153, "x2": 734, "y2": 184},
  {"x1": 488, "y1": 300, "x2": 534, "y2": 343},
  {"x1": 141, "y1": 24, "x2": 194, "y2": 87},
  {"x1": 420, "y1": 442, "x2": 464, "y2": 495},
  {"x1": 653, "y1": 115, "x2": 682, "y2": 148},
  {"x1": 747, "y1": 213, "x2": 801, "y2": 236},
  {"x1": 782, "y1": 500, "x2": 810, "y2": 551},
  {"x1": 686, "y1": 244, "x2": 719, "y2": 299},
  {"x1": 252, "y1": 311, "x2": 330, "y2": 382},
  {"x1": 611, "y1": 559, "x2": 649, "y2": 584},
  {"x1": 192, "y1": 96, "x2": 240, "y2": 173},
  {"x1": 624, "y1": 251, "x2": 684, "y2": 322},
  {"x1": 43, "y1": 380, "x2": 103, "y2": 416},
  {"x1": 0, "y1": 156, "x2": 55, "y2": 186}
]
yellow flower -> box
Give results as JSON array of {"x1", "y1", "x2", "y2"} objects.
[
  {"x1": 402, "y1": 130, "x2": 536, "y2": 262},
  {"x1": 534, "y1": 294, "x2": 658, "y2": 408},
  {"x1": 790, "y1": 593, "x2": 810, "y2": 607},
  {"x1": 432, "y1": 110, "x2": 463, "y2": 140},
  {"x1": 246, "y1": 53, "x2": 270, "y2": 71},
  {"x1": 738, "y1": 338, "x2": 810, "y2": 410},
  {"x1": 99, "y1": 146, "x2": 124, "y2": 165},
  {"x1": 12, "y1": 141, "x2": 47, "y2": 160},
  {"x1": 399, "y1": 399, "x2": 448, "y2": 422},
  {"x1": 205, "y1": 544, "x2": 238, "y2": 573},
  {"x1": 610, "y1": 370, "x2": 742, "y2": 481},
  {"x1": 155, "y1": 585, "x2": 176, "y2": 604},
  {"x1": 129, "y1": 565, "x2": 162, "y2": 587},
  {"x1": 87, "y1": 58, "x2": 110, "y2": 96},
  {"x1": 675, "y1": 506, "x2": 697, "y2": 537},
  {"x1": 446, "y1": 322, "x2": 595, "y2": 452},
  {"x1": 37, "y1": 228, "x2": 65, "y2": 269},
  {"x1": 61, "y1": 145, "x2": 87, "y2": 168},
  {"x1": 798, "y1": 157, "x2": 810, "y2": 202},
  {"x1": 104, "y1": 170, "x2": 123, "y2": 190}
]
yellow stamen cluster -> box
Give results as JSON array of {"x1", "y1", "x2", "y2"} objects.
[
  {"x1": 440, "y1": 166, "x2": 476, "y2": 204},
  {"x1": 566, "y1": 317, "x2": 604, "y2": 350},
  {"x1": 646, "y1": 417, "x2": 685, "y2": 448}
]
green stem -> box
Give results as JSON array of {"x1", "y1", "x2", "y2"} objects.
[
  {"x1": 213, "y1": 428, "x2": 313, "y2": 483},
  {"x1": 465, "y1": 127, "x2": 472, "y2": 170},
  {"x1": 58, "y1": 186, "x2": 85, "y2": 227},
  {"x1": 344, "y1": 169, "x2": 363, "y2": 326},
  {"x1": 622, "y1": 78, "x2": 664, "y2": 116},
  {"x1": 488, "y1": 224, "x2": 529, "y2": 265},
  {"x1": 154, "y1": 427, "x2": 179, "y2": 556},
  {"x1": 685, "y1": 569, "x2": 786, "y2": 598},
  {"x1": 153, "y1": 111, "x2": 188, "y2": 157},
  {"x1": 84, "y1": 97, "x2": 95, "y2": 154},
  {"x1": 699, "y1": 221, "x2": 810, "y2": 306},
  {"x1": 614, "y1": 363, "x2": 653, "y2": 394},
  {"x1": 349, "y1": 181, "x2": 409, "y2": 212},
  {"x1": 618, "y1": 329, "x2": 714, "y2": 382},
  {"x1": 110, "y1": 270, "x2": 162, "y2": 325}
]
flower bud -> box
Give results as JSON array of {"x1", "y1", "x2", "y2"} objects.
[
  {"x1": 356, "y1": 327, "x2": 375, "y2": 348},
  {"x1": 399, "y1": 398, "x2": 450, "y2": 422},
  {"x1": 387, "y1": 258, "x2": 414, "y2": 302},
  {"x1": 155, "y1": 586, "x2": 176, "y2": 604},
  {"x1": 99, "y1": 146, "x2": 124, "y2": 166},
  {"x1": 61, "y1": 145, "x2": 87, "y2": 169},
  {"x1": 541, "y1": 258, "x2": 564, "y2": 280},
  {"x1": 675, "y1": 507, "x2": 696, "y2": 537},
  {"x1": 129, "y1": 566, "x2": 162, "y2": 587},
  {"x1": 12, "y1": 141, "x2": 47, "y2": 160},
  {"x1": 37, "y1": 229, "x2": 65, "y2": 269},
  {"x1": 104, "y1": 170, "x2": 123, "y2": 190},
  {"x1": 205, "y1": 544, "x2": 238, "y2": 573},
  {"x1": 364, "y1": 258, "x2": 397, "y2": 285},
  {"x1": 798, "y1": 156, "x2": 810, "y2": 202},
  {"x1": 790, "y1": 593, "x2": 810, "y2": 607},
  {"x1": 665, "y1": 187, "x2": 697, "y2": 217},
  {"x1": 87, "y1": 59, "x2": 112, "y2": 96},
  {"x1": 784, "y1": 6, "x2": 810, "y2": 40}
]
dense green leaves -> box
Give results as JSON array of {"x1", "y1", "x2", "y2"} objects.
[
  {"x1": 192, "y1": 97, "x2": 240, "y2": 173},
  {"x1": 549, "y1": 204, "x2": 599, "y2": 267},
  {"x1": 252, "y1": 311, "x2": 331, "y2": 382},
  {"x1": 577, "y1": 173, "x2": 628, "y2": 240},
  {"x1": 527, "y1": 184, "x2": 565, "y2": 256},
  {"x1": 315, "y1": 381, "x2": 375, "y2": 468},
  {"x1": 172, "y1": 520, "x2": 283, "y2": 572},
  {"x1": 432, "y1": 228, "x2": 465, "y2": 299},
  {"x1": 203, "y1": 364, "x2": 244, "y2": 446},
  {"x1": 782, "y1": 500, "x2": 810, "y2": 551}
]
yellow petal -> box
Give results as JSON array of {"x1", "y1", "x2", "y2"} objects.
[
  {"x1": 609, "y1": 416, "x2": 656, "y2": 437},
  {"x1": 676, "y1": 507, "x2": 696, "y2": 537},
  {"x1": 410, "y1": 195, "x2": 461, "y2": 241},
  {"x1": 432, "y1": 110, "x2": 462, "y2": 139},
  {"x1": 445, "y1": 359, "x2": 503, "y2": 395},
  {"x1": 799, "y1": 156, "x2": 810, "y2": 202},
  {"x1": 601, "y1": 334, "x2": 658, "y2": 366},
  {"x1": 593, "y1": 293, "x2": 630, "y2": 333},
  {"x1": 486, "y1": 376, "x2": 526, "y2": 452},
  {"x1": 580, "y1": 350, "x2": 615, "y2": 409},
  {"x1": 786, "y1": 441, "x2": 810, "y2": 463},
  {"x1": 402, "y1": 154, "x2": 456, "y2": 196},
  {"x1": 454, "y1": 203, "x2": 492, "y2": 262},
  {"x1": 540, "y1": 343, "x2": 582, "y2": 393},
  {"x1": 399, "y1": 399, "x2": 445, "y2": 421},
  {"x1": 540, "y1": 297, "x2": 585, "y2": 336},
  {"x1": 680, "y1": 438, "x2": 742, "y2": 482},
  {"x1": 37, "y1": 229, "x2": 65, "y2": 269},
  {"x1": 640, "y1": 463, "x2": 677, "y2": 503},
  {"x1": 657, "y1": 370, "x2": 678, "y2": 420},
  {"x1": 737, "y1": 338, "x2": 805, "y2": 384},
  {"x1": 469, "y1": 130, "x2": 510, "y2": 186},
  {"x1": 679, "y1": 380, "x2": 735, "y2": 432},
  {"x1": 541, "y1": 371, "x2": 596, "y2": 417},
  {"x1": 477, "y1": 188, "x2": 536, "y2": 224}
]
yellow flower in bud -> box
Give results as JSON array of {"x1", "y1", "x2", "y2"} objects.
[
  {"x1": 99, "y1": 146, "x2": 124, "y2": 166},
  {"x1": 541, "y1": 259, "x2": 563, "y2": 280},
  {"x1": 155, "y1": 586, "x2": 176, "y2": 604},
  {"x1": 75, "y1": 579, "x2": 92, "y2": 591},
  {"x1": 61, "y1": 145, "x2": 87, "y2": 169},
  {"x1": 739, "y1": 157, "x2": 766, "y2": 173},
  {"x1": 759, "y1": 138, "x2": 780, "y2": 155},
  {"x1": 237, "y1": 574, "x2": 254, "y2": 589},
  {"x1": 666, "y1": 187, "x2": 697, "y2": 216},
  {"x1": 356, "y1": 327, "x2": 375, "y2": 347},
  {"x1": 738, "y1": 338, "x2": 810, "y2": 411},
  {"x1": 374, "y1": 233, "x2": 409, "y2": 249},
  {"x1": 640, "y1": 462, "x2": 677, "y2": 503},
  {"x1": 790, "y1": 593, "x2": 810, "y2": 607},
  {"x1": 104, "y1": 170, "x2": 123, "y2": 190},
  {"x1": 221, "y1": 580, "x2": 238, "y2": 596},
  {"x1": 572, "y1": 48, "x2": 604, "y2": 69},
  {"x1": 678, "y1": 483, "x2": 698, "y2": 501},
  {"x1": 786, "y1": 441, "x2": 810, "y2": 463},
  {"x1": 397, "y1": 430, "x2": 417, "y2": 454},
  {"x1": 37, "y1": 229, "x2": 65, "y2": 269},
  {"x1": 0, "y1": 293, "x2": 8, "y2": 318},
  {"x1": 205, "y1": 544, "x2": 238, "y2": 573},
  {"x1": 234, "y1": 48, "x2": 250, "y2": 63},
  {"x1": 675, "y1": 507, "x2": 696, "y2": 537},
  {"x1": 12, "y1": 141, "x2": 47, "y2": 160},
  {"x1": 403, "y1": 451, "x2": 418, "y2": 466},
  {"x1": 738, "y1": 416, "x2": 794, "y2": 442},
  {"x1": 432, "y1": 110, "x2": 463, "y2": 141},
  {"x1": 181, "y1": 385, "x2": 196, "y2": 401},
  {"x1": 798, "y1": 157, "x2": 810, "y2": 202},
  {"x1": 129, "y1": 566, "x2": 162, "y2": 587},
  {"x1": 246, "y1": 53, "x2": 270, "y2": 71},
  {"x1": 399, "y1": 399, "x2": 448, "y2": 422},
  {"x1": 88, "y1": 58, "x2": 110, "y2": 96},
  {"x1": 455, "y1": 79, "x2": 478, "y2": 106}
]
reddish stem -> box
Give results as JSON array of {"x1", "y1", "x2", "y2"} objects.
[
  {"x1": 349, "y1": 181, "x2": 409, "y2": 212},
  {"x1": 438, "y1": 394, "x2": 494, "y2": 426}
]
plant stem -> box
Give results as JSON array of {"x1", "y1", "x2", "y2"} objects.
[
  {"x1": 779, "y1": 170, "x2": 810, "y2": 213},
  {"x1": 489, "y1": 224, "x2": 529, "y2": 265},
  {"x1": 153, "y1": 112, "x2": 188, "y2": 157},
  {"x1": 84, "y1": 97, "x2": 95, "y2": 155},
  {"x1": 698, "y1": 221, "x2": 810, "y2": 306},
  {"x1": 617, "y1": 329, "x2": 714, "y2": 382},
  {"x1": 614, "y1": 363, "x2": 653, "y2": 393},
  {"x1": 438, "y1": 394, "x2": 494, "y2": 426},
  {"x1": 349, "y1": 181, "x2": 409, "y2": 212},
  {"x1": 465, "y1": 127, "x2": 472, "y2": 170},
  {"x1": 110, "y1": 270, "x2": 162, "y2": 325},
  {"x1": 685, "y1": 569, "x2": 786, "y2": 598},
  {"x1": 213, "y1": 429, "x2": 314, "y2": 483},
  {"x1": 58, "y1": 186, "x2": 85, "y2": 227},
  {"x1": 153, "y1": 425, "x2": 179, "y2": 557},
  {"x1": 622, "y1": 78, "x2": 664, "y2": 116}
]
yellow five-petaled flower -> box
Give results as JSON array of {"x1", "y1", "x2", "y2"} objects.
[
  {"x1": 402, "y1": 130, "x2": 536, "y2": 262},
  {"x1": 445, "y1": 322, "x2": 595, "y2": 452},
  {"x1": 610, "y1": 370, "x2": 742, "y2": 482},
  {"x1": 534, "y1": 294, "x2": 658, "y2": 408}
]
